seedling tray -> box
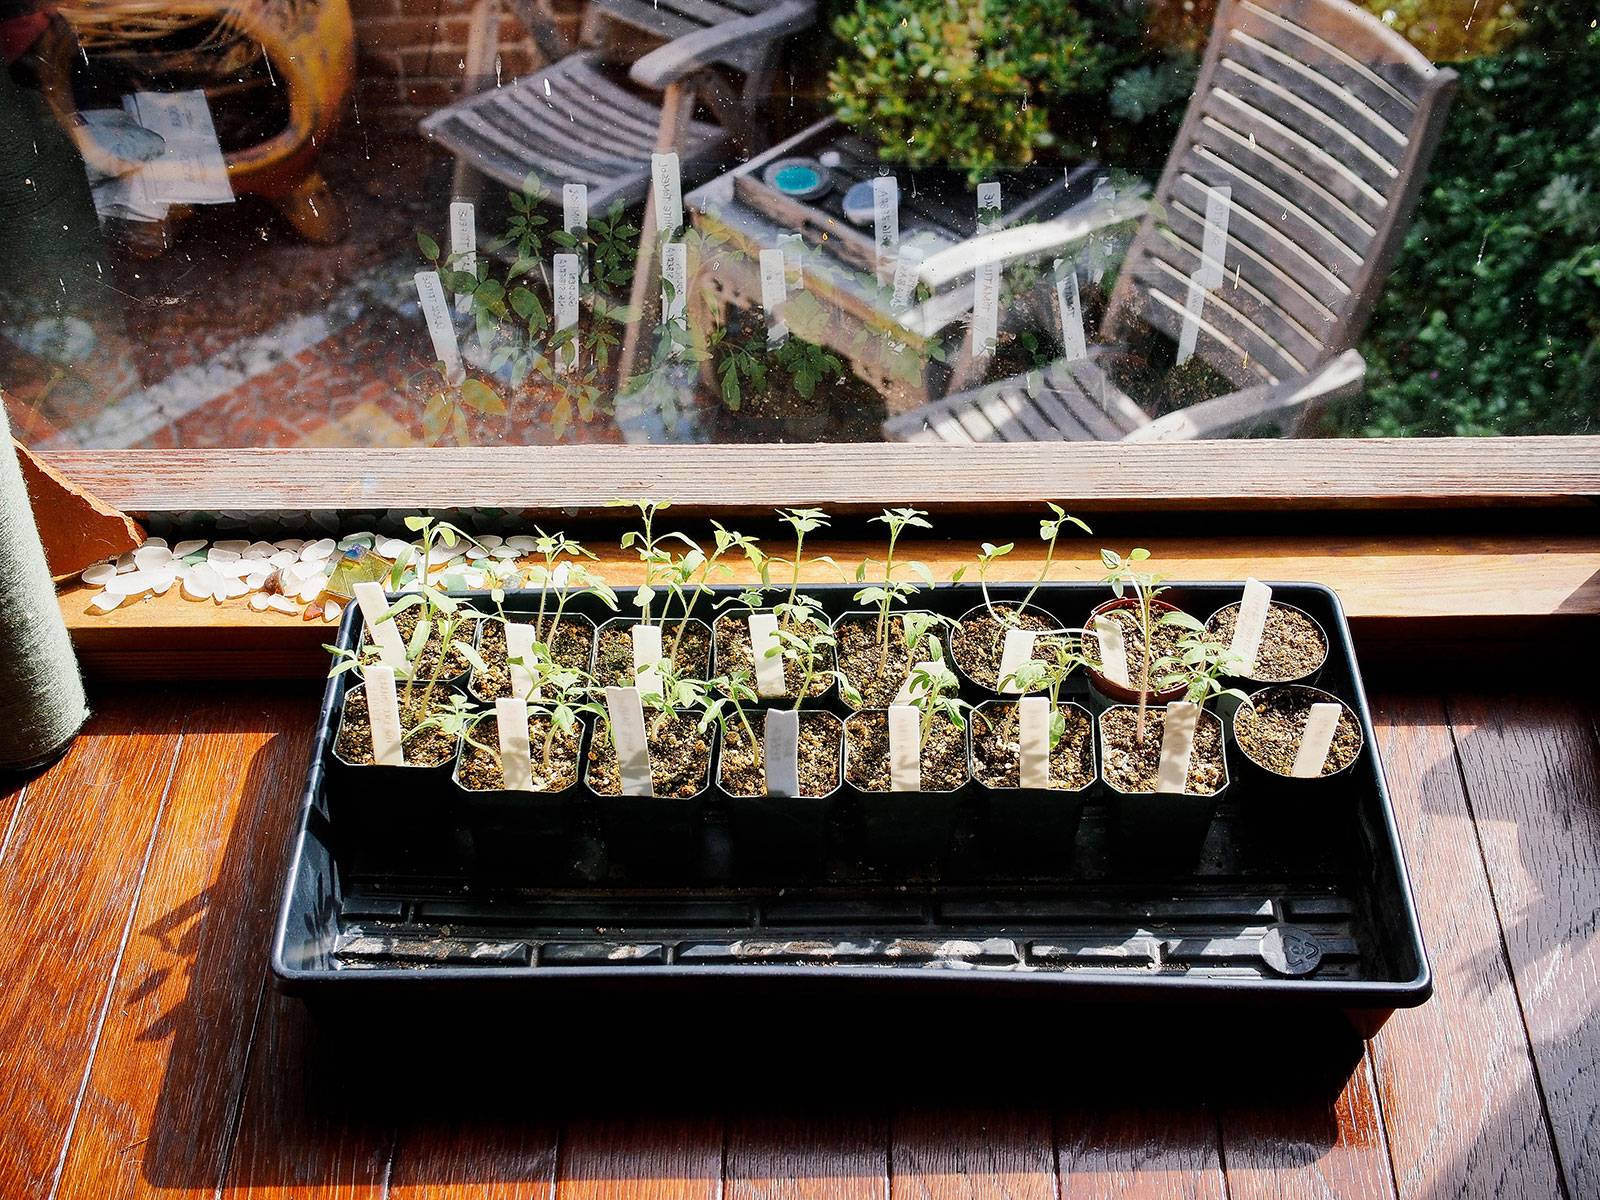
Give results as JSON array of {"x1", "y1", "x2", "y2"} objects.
[{"x1": 273, "y1": 583, "x2": 1430, "y2": 1033}]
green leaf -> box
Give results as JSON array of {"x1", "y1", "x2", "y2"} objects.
[
  {"x1": 460, "y1": 378, "x2": 507, "y2": 416},
  {"x1": 417, "y1": 232, "x2": 440, "y2": 261}
]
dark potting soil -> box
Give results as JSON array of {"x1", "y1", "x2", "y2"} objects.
[
  {"x1": 594, "y1": 620, "x2": 712, "y2": 687},
  {"x1": 1100, "y1": 706, "x2": 1226, "y2": 795},
  {"x1": 586, "y1": 711, "x2": 712, "y2": 797},
  {"x1": 712, "y1": 611, "x2": 834, "y2": 700},
  {"x1": 835, "y1": 613, "x2": 918, "y2": 709},
  {"x1": 472, "y1": 616, "x2": 594, "y2": 699},
  {"x1": 844, "y1": 711, "x2": 968, "y2": 792},
  {"x1": 1206, "y1": 603, "x2": 1328, "y2": 682},
  {"x1": 1234, "y1": 687, "x2": 1362, "y2": 777},
  {"x1": 971, "y1": 702, "x2": 1094, "y2": 790},
  {"x1": 1080, "y1": 606, "x2": 1189, "y2": 692},
  {"x1": 718, "y1": 712, "x2": 842, "y2": 797},
  {"x1": 336, "y1": 686, "x2": 456, "y2": 767},
  {"x1": 949, "y1": 604, "x2": 1064, "y2": 689},
  {"x1": 457, "y1": 715, "x2": 582, "y2": 791},
  {"x1": 360, "y1": 607, "x2": 476, "y2": 679}
]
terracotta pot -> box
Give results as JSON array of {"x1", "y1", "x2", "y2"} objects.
[{"x1": 1083, "y1": 596, "x2": 1191, "y2": 707}]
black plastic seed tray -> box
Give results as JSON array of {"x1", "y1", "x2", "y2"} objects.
[{"x1": 272, "y1": 582, "x2": 1430, "y2": 1033}]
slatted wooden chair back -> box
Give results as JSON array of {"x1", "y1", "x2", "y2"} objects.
[
  {"x1": 1104, "y1": 0, "x2": 1457, "y2": 389},
  {"x1": 584, "y1": 0, "x2": 793, "y2": 92}
]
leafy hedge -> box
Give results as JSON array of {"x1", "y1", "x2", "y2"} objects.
[{"x1": 1350, "y1": 11, "x2": 1600, "y2": 436}]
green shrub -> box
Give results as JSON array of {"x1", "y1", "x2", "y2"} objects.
[
  {"x1": 827, "y1": 0, "x2": 1111, "y2": 180},
  {"x1": 1350, "y1": 13, "x2": 1600, "y2": 436}
]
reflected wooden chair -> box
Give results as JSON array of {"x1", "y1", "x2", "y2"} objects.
[
  {"x1": 421, "y1": 0, "x2": 815, "y2": 382},
  {"x1": 883, "y1": 0, "x2": 1457, "y2": 443}
]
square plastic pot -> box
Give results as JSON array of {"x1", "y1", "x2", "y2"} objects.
[
  {"x1": 1097, "y1": 704, "x2": 1231, "y2": 871},
  {"x1": 843, "y1": 709, "x2": 969, "y2": 866},
  {"x1": 967, "y1": 698, "x2": 1097, "y2": 862},
  {"x1": 452, "y1": 715, "x2": 590, "y2": 875},
  {"x1": 585, "y1": 708, "x2": 717, "y2": 875},
  {"x1": 719, "y1": 710, "x2": 844, "y2": 872}
]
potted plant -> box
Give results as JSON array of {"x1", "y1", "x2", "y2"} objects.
[
  {"x1": 948, "y1": 503, "x2": 1090, "y2": 690},
  {"x1": 711, "y1": 621, "x2": 846, "y2": 866},
  {"x1": 834, "y1": 507, "x2": 940, "y2": 709},
  {"x1": 844, "y1": 654, "x2": 970, "y2": 864},
  {"x1": 1097, "y1": 622, "x2": 1246, "y2": 865},
  {"x1": 360, "y1": 516, "x2": 482, "y2": 684},
  {"x1": 1233, "y1": 683, "x2": 1364, "y2": 797},
  {"x1": 712, "y1": 507, "x2": 839, "y2": 703},
  {"x1": 1082, "y1": 547, "x2": 1196, "y2": 710},
  {"x1": 969, "y1": 639, "x2": 1097, "y2": 857},
  {"x1": 470, "y1": 529, "x2": 614, "y2": 700},
  {"x1": 1204, "y1": 594, "x2": 1330, "y2": 687}
]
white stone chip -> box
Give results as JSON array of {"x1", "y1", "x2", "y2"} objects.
[
  {"x1": 273, "y1": 538, "x2": 304, "y2": 552},
  {"x1": 377, "y1": 538, "x2": 410, "y2": 559},
  {"x1": 149, "y1": 568, "x2": 177, "y2": 595},
  {"x1": 268, "y1": 550, "x2": 298, "y2": 568},
  {"x1": 207, "y1": 546, "x2": 241, "y2": 565},
  {"x1": 249, "y1": 592, "x2": 272, "y2": 612},
  {"x1": 213, "y1": 539, "x2": 251, "y2": 554},
  {"x1": 106, "y1": 571, "x2": 153, "y2": 597},
  {"x1": 89, "y1": 591, "x2": 124, "y2": 613},
  {"x1": 323, "y1": 600, "x2": 344, "y2": 623},
  {"x1": 116, "y1": 551, "x2": 137, "y2": 572},
  {"x1": 81, "y1": 562, "x2": 117, "y2": 586},
  {"x1": 300, "y1": 537, "x2": 336, "y2": 562},
  {"x1": 245, "y1": 541, "x2": 278, "y2": 559},
  {"x1": 133, "y1": 544, "x2": 173, "y2": 570},
  {"x1": 143, "y1": 536, "x2": 168, "y2": 549},
  {"x1": 171, "y1": 539, "x2": 207, "y2": 557},
  {"x1": 478, "y1": 534, "x2": 504, "y2": 548},
  {"x1": 465, "y1": 545, "x2": 488, "y2": 560},
  {"x1": 182, "y1": 564, "x2": 219, "y2": 601},
  {"x1": 266, "y1": 595, "x2": 301, "y2": 615},
  {"x1": 505, "y1": 534, "x2": 538, "y2": 551},
  {"x1": 490, "y1": 545, "x2": 520, "y2": 560}
]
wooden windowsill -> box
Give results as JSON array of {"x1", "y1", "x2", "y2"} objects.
[{"x1": 59, "y1": 530, "x2": 1600, "y2": 679}]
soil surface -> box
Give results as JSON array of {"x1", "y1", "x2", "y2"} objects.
[
  {"x1": 587, "y1": 711, "x2": 712, "y2": 797},
  {"x1": 1206, "y1": 603, "x2": 1328, "y2": 682},
  {"x1": 361, "y1": 607, "x2": 476, "y2": 680},
  {"x1": 471, "y1": 616, "x2": 594, "y2": 700},
  {"x1": 1234, "y1": 688, "x2": 1362, "y2": 777},
  {"x1": 595, "y1": 620, "x2": 712, "y2": 687},
  {"x1": 712, "y1": 611, "x2": 834, "y2": 700},
  {"x1": 456, "y1": 715, "x2": 582, "y2": 792},
  {"x1": 1100, "y1": 706, "x2": 1225, "y2": 795},
  {"x1": 835, "y1": 613, "x2": 920, "y2": 710},
  {"x1": 718, "y1": 712, "x2": 842, "y2": 797},
  {"x1": 1081, "y1": 605, "x2": 1190, "y2": 694},
  {"x1": 845, "y1": 711, "x2": 968, "y2": 792},
  {"x1": 949, "y1": 603, "x2": 1063, "y2": 690},
  {"x1": 971, "y1": 702, "x2": 1095, "y2": 790},
  {"x1": 335, "y1": 686, "x2": 456, "y2": 767}
]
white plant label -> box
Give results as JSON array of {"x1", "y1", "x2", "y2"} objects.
[
  {"x1": 763, "y1": 708, "x2": 801, "y2": 797},
  {"x1": 1084, "y1": 174, "x2": 1115, "y2": 284},
  {"x1": 996, "y1": 628, "x2": 1039, "y2": 694},
  {"x1": 449, "y1": 200, "x2": 477, "y2": 314},
  {"x1": 747, "y1": 612, "x2": 786, "y2": 697},
  {"x1": 631, "y1": 622, "x2": 663, "y2": 699},
  {"x1": 777, "y1": 231, "x2": 805, "y2": 289},
  {"x1": 1018, "y1": 695, "x2": 1052, "y2": 788},
  {"x1": 604, "y1": 686, "x2": 653, "y2": 795},
  {"x1": 1291, "y1": 702, "x2": 1344, "y2": 779},
  {"x1": 1198, "y1": 184, "x2": 1232, "y2": 290},
  {"x1": 363, "y1": 664, "x2": 405, "y2": 766},
  {"x1": 661, "y1": 241, "x2": 687, "y2": 357},
  {"x1": 758, "y1": 248, "x2": 789, "y2": 346},
  {"x1": 1229, "y1": 578, "x2": 1273, "y2": 673},
  {"x1": 1054, "y1": 260, "x2": 1088, "y2": 362},
  {"x1": 1093, "y1": 615, "x2": 1131, "y2": 688},
  {"x1": 1156, "y1": 701, "x2": 1202, "y2": 794},
  {"x1": 506, "y1": 621, "x2": 538, "y2": 700},
  {"x1": 495, "y1": 696, "x2": 534, "y2": 791},
  {"x1": 872, "y1": 176, "x2": 899, "y2": 281},
  {"x1": 353, "y1": 582, "x2": 408, "y2": 672},
  {"x1": 1175, "y1": 274, "x2": 1206, "y2": 366},
  {"x1": 972, "y1": 260, "x2": 1000, "y2": 361},
  {"x1": 553, "y1": 252, "x2": 580, "y2": 375},
  {"x1": 414, "y1": 270, "x2": 464, "y2": 385},
  {"x1": 887, "y1": 704, "x2": 922, "y2": 793},
  {"x1": 976, "y1": 181, "x2": 1002, "y2": 234},
  {"x1": 562, "y1": 183, "x2": 588, "y2": 235},
  {"x1": 890, "y1": 244, "x2": 925, "y2": 311},
  {"x1": 651, "y1": 151, "x2": 683, "y2": 236}
]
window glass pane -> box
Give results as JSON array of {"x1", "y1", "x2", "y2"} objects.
[{"x1": 0, "y1": 0, "x2": 1593, "y2": 447}]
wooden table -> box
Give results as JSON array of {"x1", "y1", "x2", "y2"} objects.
[{"x1": 2, "y1": 671, "x2": 1596, "y2": 1199}]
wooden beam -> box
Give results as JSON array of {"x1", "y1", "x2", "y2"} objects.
[
  {"x1": 56, "y1": 531, "x2": 1600, "y2": 679},
  {"x1": 36, "y1": 436, "x2": 1600, "y2": 516}
]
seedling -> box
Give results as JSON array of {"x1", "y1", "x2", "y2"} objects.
[
  {"x1": 658, "y1": 521, "x2": 762, "y2": 664},
  {"x1": 854, "y1": 507, "x2": 935, "y2": 671},
  {"x1": 525, "y1": 527, "x2": 618, "y2": 638},
  {"x1": 904, "y1": 655, "x2": 969, "y2": 751},
  {"x1": 1162, "y1": 612, "x2": 1252, "y2": 709},
  {"x1": 952, "y1": 503, "x2": 1090, "y2": 622},
  {"x1": 465, "y1": 668, "x2": 607, "y2": 785},
  {"x1": 771, "y1": 620, "x2": 838, "y2": 709},
  {"x1": 701, "y1": 669, "x2": 762, "y2": 764},
  {"x1": 1099, "y1": 546, "x2": 1173, "y2": 745},
  {"x1": 773, "y1": 507, "x2": 839, "y2": 610},
  {"x1": 900, "y1": 609, "x2": 952, "y2": 664},
  {"x1": 611, "y1": 498, "x2": 673, "y2": 623},
  {"x1": 1000, "y1": 638, "x2": 1090, "y2": 751}
]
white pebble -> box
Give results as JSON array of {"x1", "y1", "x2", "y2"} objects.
[
  {"x1": 208, "y1": 546, "x2": 241, "y2": 565},
  {"x1": 211, "y1": 558, "x2": 257, "y2": 579},
  {"x1": 376, "y1": 538, "x2": 411, "y2": 559},
  {"x1": 505, "y1": 535, "x2": 538, "y2": 551},
  {"x1": 427, "y1": 545, "x2": 462, "y2": 566},
  {"x1": 300, "y1": 537, "x2": 336, "y2": 562},
  {"x1": 213, "y1": 539, "x2": 251, "y2": 554},
  {"x1": 216, "y1": 577, "x2": 251, "y2": 601},
  {"x1": 296, "y1": 578, "x2": 325, "y2": 602},
  {"x1": 267, "y1": 595, "x2": 301, "y2": 615},
  {"x1": 116, "y1": 551, "x2": 137, "y2": 573},
  {"x1": 245, "y1": 541, "x2": 278, "y2": 559},
  {"x1": 249, "y1": 592, "x2": 272, "y2": 612},
  {"x1": 134, "y1": 544, "x2": 173, "y2": 570},
  {"x1": 477, "y1": 533, "x2": 504, "y2": 548},
  {"x1": 246, "y1": 569, "x2": 272, "y2": 590},
  {"x1": 143, "y1": 536, "x2": 169, "y2": 548},
  {"x1": 465, "y1": 545, "x2": 488, "y2": 560},
  {"x1": 490, "y1": 545, "x2": 520, "y2": 560},
  {"x1": 88, "y1": 591, "x2": 124, "y2": 613},
  {"x1": 323, "y1": 600, "x2": 344, "y2": 623},
  {"x1": 172, "y1": 538, "x2": 207, "y2": 556},
  {"x1": 106, "y1": 571, "x2": 154, "y2": 597},
  {"x1": 181, "y1": 564, "x2": 219, "y2": 601},
  {"x1": 81, "y1": 562, "x2": 117, "y2": 586},
  {"x1": 266, "y1": 550, "x2": 296, "y2": 569},
  {"x1": 150, "y1": 569, "x2": 177, "y2": 595},
  {"x1": 273, "y1": 538, "x2": 304, "y2": 552}
]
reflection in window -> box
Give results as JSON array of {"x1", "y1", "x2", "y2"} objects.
[{"x1": 0, "y1": 0, "x2": 1593, "y2": 447}]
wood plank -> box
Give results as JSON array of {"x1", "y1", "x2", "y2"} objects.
[
  {"x1": 727, "y1": 1114, "x2": 886, "y2": 1200},
  {"x1": 1365, "y1": 692, "x2": 1564, "y2": 1200},
  {"x1": 0, "y1": 691, "x2": 185, "y2": 1200},
  {"x1": 217, "y1": 989, "x2": 394, "y2": 1198},
  {"x1": 891, "y1": 1109, "x2": 1055, "y2": 1200},
  {"x1": 1057, "y1": 1106, "x2": 1224, "y2": 1199},
  {"x1": 53, "y1": 691, "x2": 317, "y2": 1200},
  {"x1": 1448, "y1": 690, "x2": 1600, "y2": 1200},
  {"x1": 556, "y1": 1115, "x2": 721, "y2": 1200},
  {"x1": 390, "y1": 1121, "x2": 559, "y2": 1199},
  {"x1": 1218, "y1": 1051, "x2": 1396, "y2": 1200},
  {"x1": 37, "y1": 437, "x2": 1600, "y2": 514}
]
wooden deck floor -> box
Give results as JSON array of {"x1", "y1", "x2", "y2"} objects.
[{"x1": 2, "y1": 680, "x2": 1596, "y2": 1199}]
